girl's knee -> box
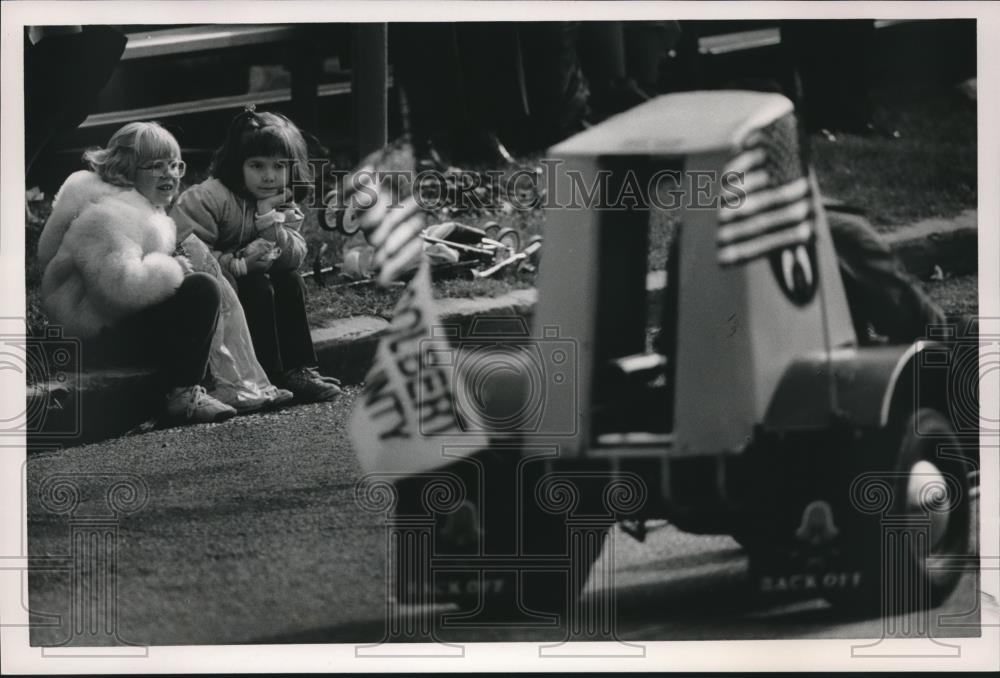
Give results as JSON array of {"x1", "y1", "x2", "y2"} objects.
[
  {"x1": 178, "y1": 272, "x2": 221, "y2": 306},
  {"x1": 176, "y1": 273, "x2": 222, "y2": 327},
  {"x1": 239, "y1": 272, "x2": 275, "y2": 299}
]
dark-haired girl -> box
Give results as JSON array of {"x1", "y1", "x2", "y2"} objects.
[{"x1": 173, "y1": 108, "x2": 341, "y2": 402}]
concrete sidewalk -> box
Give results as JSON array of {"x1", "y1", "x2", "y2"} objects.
[{"x1": 26, "y1": 211, "x2": 977, "y2": 447}]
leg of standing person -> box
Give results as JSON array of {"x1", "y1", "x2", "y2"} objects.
[
  {"x1": 24, "y1": 26, "x2": 127, "y2": 173},
  {"x1": 390, "y1": 23, "x2": 461, "y2": 167},
  {"x1": 451, "y1": 21, "x2": 521, "y2": 165},
  {"x1": 579, "y1": 21, "x2": 626, "y2": 120},
  {"x1": 625, "y1": 21, "x2": 681, "y2": 95},
  {"x1": 517, "y1": 21, "x2": 590, "y2": 151},
  {"x1": 781, "y1": 20, "x2": 888, "y2": 137},
  {"x1": 664, "y1": 20, "x2": 703, "y2": 93},
  {"x1": 579, "y1": 21, "x2": 651, "y2": 122}
]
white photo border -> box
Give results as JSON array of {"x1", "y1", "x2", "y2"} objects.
[{"x1": 2, "y1": 1, "x2": 998, "y2": 673}]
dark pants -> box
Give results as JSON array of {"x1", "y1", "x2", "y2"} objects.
[
  {"x1": 517, "y1": 22, "x2": 590, "y2": 149},
  {"x1": 391, "y1": 23, "x2": 525, "y2": 153},
  {"x1": 24, "y1": 26, "x2": 127, "y2": 173},
  {"x1": 780, "y1": 20, "x2": 876, "y2": 133},
  {"x1": 237, "y1": 270, "x2": 316, "y2": 379},
  {"x1": 88, "y1": 272, "x2": 221, "y2": 387}
]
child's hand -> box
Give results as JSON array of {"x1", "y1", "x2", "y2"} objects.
[
  {"x1": 254, "y1": 208, "x2": 284, "y2": 239},
  {"x1": 256, "y1": 190, "x2": 292, "y2": 217},
  {"x1": 241, "y1": 238, "x2": 275, "y2": 259},
  {"x1": 278, "y1": 205, "x2": 305, "y2": 231},
  {"x1": 243, "y1": 247, "x2": 275, "y2": 274}
]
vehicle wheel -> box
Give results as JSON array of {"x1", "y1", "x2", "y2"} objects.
[
  {"x1": 482, "y1": 221, "x2": 500, "y2": 241},
  {"x1": 826, "y1": 408, "x2": 970, "y2": 613},
  {"x1": 496, "y1": 227, "x2": 521, "y2": 255}
]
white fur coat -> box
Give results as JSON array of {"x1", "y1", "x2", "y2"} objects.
[{"x1": 39, "y1": 170, "x2": 184, "y2": 338}]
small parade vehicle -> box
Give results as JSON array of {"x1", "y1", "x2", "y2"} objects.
[{"x1": 382, "y1": 91, "x2": 977, "y2": 621}]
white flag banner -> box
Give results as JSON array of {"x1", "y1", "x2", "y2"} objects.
[{"x1": 350, "y1": 258, "x2": 488, "y2": 474}]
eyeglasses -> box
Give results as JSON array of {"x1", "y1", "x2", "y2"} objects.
[{"x1": 138, "y1": 159, "x2": 186, "y2": 178}]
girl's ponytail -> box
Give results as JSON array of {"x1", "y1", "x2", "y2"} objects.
[{"x1": 209, "y1": 104, "x2": 260, "y2": 180}]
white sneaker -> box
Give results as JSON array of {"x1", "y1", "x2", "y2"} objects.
[{"x1": 166, "y1": 385, "x2": 237, "y2": 424}]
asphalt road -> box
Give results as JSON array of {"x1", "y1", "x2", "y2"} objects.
[{"x1": 26, "y1": 386, "x2": 984, "y2": 648}]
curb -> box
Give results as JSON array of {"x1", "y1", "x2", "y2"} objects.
[
  {"x1": 314, "y1": 288, "x2": 538, "y2": 383},
  {"x1": 881, "y1": 210, "x2": 978, "y2": 279},
  {"x1": 27, "y1": 367, "x2": 162, "y2": 450},
  {"x1": 27, "y1": 216, "x2": 975, "y2": 447}
]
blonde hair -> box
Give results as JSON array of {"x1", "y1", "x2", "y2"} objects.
[{"x1": 83, "y1": 122, "x2": 181, "y2": 187}]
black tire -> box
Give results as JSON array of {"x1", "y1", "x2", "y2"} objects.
[{"x1": 825, "y1": 408, "x2": 971, "y2": 613}]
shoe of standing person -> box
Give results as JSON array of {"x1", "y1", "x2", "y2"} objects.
[
  {"x1": 451, "y1": 130, "x2": 516, "y2": 167},
  {"x1": 166, "y1": 385, "x2": 238, "y2": 424},
  {"x1": 280, "y1": 366, "x2": 342, "y2": 403}
]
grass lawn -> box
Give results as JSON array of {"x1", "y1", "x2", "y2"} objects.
[
  {"x1": 303, "y1": 274, "x2": 534, "y2": 327},
  {"x1": 924, "y1": 273, "x2": 978, "y2": 317},
  {"x1": 812, "y1": 87, "x2": 976, "y2": 229}
]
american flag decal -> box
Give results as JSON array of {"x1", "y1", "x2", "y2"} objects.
[{"x1": 717, "y1": 113, "x2": 814, "y2": 266}]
